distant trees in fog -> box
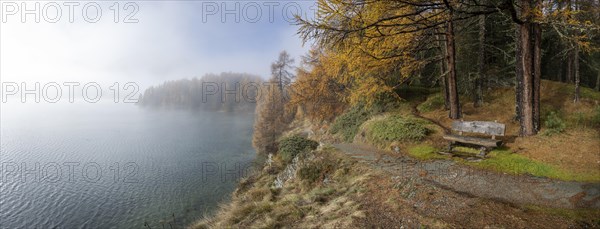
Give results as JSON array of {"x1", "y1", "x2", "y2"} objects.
[{"x1": 138, "y1": 72, "x2": 263, "y2": 112}]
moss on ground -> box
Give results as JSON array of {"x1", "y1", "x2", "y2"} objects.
[
  {"x1": 403, "y1": 144, "x2": 600, "y2": 182},
  {"x1": 465, "y1": 149, "x2": 600, "y2": 182},
  {"x1": 407, "y1": 145, "x2": 447, "y2": 160}
]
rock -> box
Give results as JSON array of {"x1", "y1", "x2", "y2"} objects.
[
  {"x1": 351, "y1": 211, "x2": 366, "y2": 218},
  {"x1": 273, "y1": 153, "x2": 314, "y2": 188},
  {"x1": 389, "y1": 141, "x2": 401, "y2": 153}
]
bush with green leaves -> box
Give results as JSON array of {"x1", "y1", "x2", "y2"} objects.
[
  {"x1": 298, "y1": 160, "x2": 335, "y2": 185},
  {"x1": 330, "y1": 105, "x2": 372, "y2": 142},
  {"x1": 366, "y1": 115, "x2": 429, "y2": 146},
  {"x1": 278, "y1": 135, "x2": 319, "y2": 164},
  {"x1": 542, "y1": 111, "x2": 566, "y2": 136}
]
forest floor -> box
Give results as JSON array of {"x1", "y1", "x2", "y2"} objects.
[
  {"x1": 352, "y1": 80, "x2": 600, "y2": 182},
  {"x1": 415, "y1": 81, "x2": 600, "y2": 181}
]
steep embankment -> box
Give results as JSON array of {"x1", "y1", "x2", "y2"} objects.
[{"x1": 191, "y1": 143, "x2": 599, "y2": 228}]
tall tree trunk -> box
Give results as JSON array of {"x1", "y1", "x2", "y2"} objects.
[
  {"x1": 566, "y1": 0, "x2": 574, "y2": 84},
  {"x1": 474, "y1": 14, "x2": 485, "y2": 108},
  {"x1": 446, "y1": 19, "x2": 461, "y2": 119},
  {"x1": 533, "y1": 22, "x2": 542, "y2": 132},
  {"x1": 573, "y1": 0, "x2": 581, "y2": 102},
  {"x1": 515, "y1": 0, "x2": 540, "y2": 136},
  {"x1": 566, "y1": 51, "x2": 573, "y2": 83},
  {"x1": 518, "y1": 22, "x2": 536, "y2": 136},
  {"x1": 515, "y1": 24, "x2": 523, "y2": 122},
  {"x1": 438, "y1": 35, "x2": 450, "y2": 110},
  {"x1": 596, "y1": 70, "x2": 600, "y2": 91},
  {"x1": 574, "y1": 44, "x2": 580, "y2": 102}
]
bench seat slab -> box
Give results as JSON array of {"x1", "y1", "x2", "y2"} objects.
[{"x1": 442, "y1": 134, "x2": 502, "y2": 148}]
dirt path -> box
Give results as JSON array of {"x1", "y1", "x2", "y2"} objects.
[{"x1": 332, "y1": 143, "x2": 600, "y2": 209}]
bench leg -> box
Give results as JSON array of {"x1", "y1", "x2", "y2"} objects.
[
  {"x1": 447, "y1": 142, "x2": 454, "y2": 154},
  {"x1": 478, "y1": 147, "x2": 488, "y2": 158}
]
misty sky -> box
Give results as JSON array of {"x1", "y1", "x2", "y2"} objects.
[{"x1": 1, "y1": 1, "x2": 316, "y2": 90}]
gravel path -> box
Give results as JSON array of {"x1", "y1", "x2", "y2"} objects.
[{"x1": 333, "y1": 143, "x2": 600, "y2": 209}]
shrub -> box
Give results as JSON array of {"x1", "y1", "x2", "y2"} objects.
[
  {"x1": 278, "y1": 135, "x2": 319, "y2": 164},
  {"x1": 366, "y1": 115, "x2": 429, "y2": 146},
  {"x1": 298, "y1": 159, "x2": 336, "y2": 185},
  {"x1": 542, "y1": 111, "x2": 566, "y2": 136},
  {"x1": 330, "y1": 105, "x2": 372, "y2": 142},
  {"x1": 417, "y1": 93, "x2": 445, "y2": 113}
]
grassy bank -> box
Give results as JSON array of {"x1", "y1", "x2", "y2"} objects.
[{"x1": 191, "y1": 146, "x2": 373, "y2": 228}]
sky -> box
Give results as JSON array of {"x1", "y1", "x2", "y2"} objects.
[{"x1": 0, "y1": 1, "x2": 316, "y2": 91}]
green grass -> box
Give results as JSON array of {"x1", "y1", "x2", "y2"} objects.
[
  {"x1": 406, "y1": 144, "x2": 600, "y2": 182},
  {"x1": 577, "y1": 85, "x2": 600, "y2": 101},
  {"x1": 365, "y1": 115, "x2": 430, "y2": 146},
  {"x1": 408, "y1": 145, "x2": 447, "y2": 160},
  {"x1": 452, "y1": 146, "x2": 481, "y2": 154},
  {"x1": 545, "y1": 80, "x2": 600, "y2": 101},
  {"x1": 417, "y1": 93, "x2": 445, "y2": 113},
  {"x1": 465, "y1": 149, "x2": 600, "y2": 182}
]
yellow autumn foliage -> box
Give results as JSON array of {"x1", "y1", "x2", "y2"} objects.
[{"x1": 299, "y1": 0, "x2": 436, "y2": 106}]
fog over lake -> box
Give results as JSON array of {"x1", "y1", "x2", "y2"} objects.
[{"x1": 0, "y1": 101, "x2": 256, "y2": 228}]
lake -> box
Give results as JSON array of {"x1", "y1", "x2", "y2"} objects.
[{"x1": 0, "y1": 101, "x2": 256, "y2": 228}]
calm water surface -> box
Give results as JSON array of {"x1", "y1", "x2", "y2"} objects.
[{"x1": 0, "y1": 101, "x2": 256, "y2": 228}]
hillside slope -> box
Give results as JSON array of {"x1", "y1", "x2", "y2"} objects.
[
  {"x1": 190, "y1": 81, "x2": 600, "y2": 228},
  {"x1": 191, "y1": 145, "x2": 599, "y2": 228}
]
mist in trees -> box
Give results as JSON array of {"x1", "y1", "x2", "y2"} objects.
[
  {"x1": 271, "y1": 51, "x2": 296, "y2": 94},
  {"x1": 138, "y1": 72, "x2": 262, "y2": 113}
]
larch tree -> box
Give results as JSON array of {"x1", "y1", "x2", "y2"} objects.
[
  {"x1": 271, "y1": 51, "x2": 296, "y2": 97},
  {"x1": 297, "y1": 0, "x2": 468, "y2": 118},
  {"x1": 445, "y1": 4, "x2": 461, "y2": 119},
  {"x1": 252, "y1": 81, "x2": 287, "y2": 154},
  {"x1": 253, "y1": 52, "x2": 296, "y2": 154},
  {"x1": 289, "y1": 48, "x2": 348, "y2": 121}
]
